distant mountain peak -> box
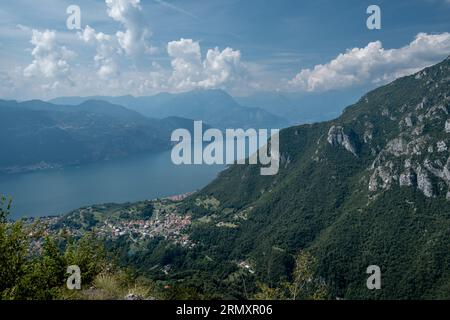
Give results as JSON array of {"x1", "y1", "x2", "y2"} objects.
[{"x1": 50, "y1": 89, "x2": 287, "y2": 129}]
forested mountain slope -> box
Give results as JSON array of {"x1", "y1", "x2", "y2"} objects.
[{"x1": 181, "y1": 56, "x2": 450, "y2": 299}]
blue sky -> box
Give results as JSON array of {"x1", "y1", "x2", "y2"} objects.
[{"x1": 0, "y1": 0, "x2": 449, "y2": 99}]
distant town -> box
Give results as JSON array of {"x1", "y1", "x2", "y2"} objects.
[{"x1": 22, "y1": 193, "x2": 196, "y2": 252}]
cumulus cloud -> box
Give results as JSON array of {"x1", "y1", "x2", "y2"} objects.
[
  {"x1": 79, "y1": 25, "x2": 118, "y2": 80},
  {"x1": 77, "y1": 0, "x2": 155, "y2": 81},
  {"x1": 167, "y1": 38, "x2": 242, "y2": 90},
  {"x1": 289, "y1": 32, "x2": 450, "y2": 92},
  {"x1": 167, "y1": 38, "x2": 202, "y2": 88},
  {"x1": 23, "y1": 29, "x2": 74, "y2": 80},
  {"x1": 105, "y1": 0, "x2": 155, "y2": 56},
  {"x1": 200, "y1": 47, "x2": 242, "y2": 88},
  {"x1": 80, "y1": 25, "x2": 111, "y2": 43},
  {"x1": 15, "y1": 0, "x2": 246, "y2": 97}
]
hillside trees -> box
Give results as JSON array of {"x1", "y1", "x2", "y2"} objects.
[{"x1": 0, "y1": 195, "x2": 109, "y2": 299}]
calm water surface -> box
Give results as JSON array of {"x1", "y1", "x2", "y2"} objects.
[{"x1": 0, "y1": 150, "x2": 226, "y2": 219}]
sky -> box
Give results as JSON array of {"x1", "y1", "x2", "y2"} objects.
[{"x1": 0, "y1": 0, "x2": 449, "y2": 100}]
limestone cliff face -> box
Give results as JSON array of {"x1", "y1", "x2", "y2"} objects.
[
  {"x1": 323, "y1": 57, "x2": 450, "y2": 200},
  {"x1": 366, "y1": 99, "x2": 449, "y2": 198},
  {"x1": 327, "y1": 125, "x2": 358, "y2": 156}
]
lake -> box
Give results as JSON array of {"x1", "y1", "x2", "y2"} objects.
[{"x1": 0, "y1": 150, "x2": 226, "y2": 220}]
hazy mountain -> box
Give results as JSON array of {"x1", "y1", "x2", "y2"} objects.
[
  {"x1": 0, "y1": 99, "x2": 198, "y2": 173},
  {"x1": 50, "y1": 89, "x2": 288, "y2": 130},
  {"x1": 235, "y1": 89, "x2": 365, "y2": 125},
  {"x1": 16, "y1": 99, "x2": 149, "y2": 125}
]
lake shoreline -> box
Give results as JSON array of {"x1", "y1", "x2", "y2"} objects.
[{"x1": 1, "y1": 149, "x2": 226, "y2": 220}]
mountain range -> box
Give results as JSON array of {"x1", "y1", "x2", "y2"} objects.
[
  {"x1": 50, "y1": 89, "x2": 364, "y2": 128},
  {"x1": 235, "y1": 89, "x2": 364, "y2": 125},
  {"x1": 0, "y1": 99, "x2": 196, "y2": 173},
  {"x1": 50, "y1": 89, "x2": 289, "y2": 130}
]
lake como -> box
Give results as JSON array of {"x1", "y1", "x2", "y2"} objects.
[{"x1": 0, "y1": 150, "x2": 226, "y2": 219}]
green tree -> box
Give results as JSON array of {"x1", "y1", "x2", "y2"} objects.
[
  {"x1": 253, "y1": 282, "x2": 285, "y2": 300},
  {"x1": 0, "y1": 195, "x2": 12, "y2": 223},
  {"x1": 1, "y1": 195, "x2": 109, "y2": 300},
  {"x1": 0, "y1": 196, "x2": 28, "y2": 299},
  {"x1": 0, "y1": 222, "x2": 28, "y2": 299},
  {"x1": 254, "y1": 251, "x2": 329, "y2": 300},
  {"x1": 65, "y1": 233, "x2": 108, "y2": 285},
  {"x1": 12, "y1": 237, "x2": 67, "y2": 299}
]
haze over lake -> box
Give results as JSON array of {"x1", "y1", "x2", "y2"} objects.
[{"x1": 0, "y1": 150, "x2": 226, "y2": 220}]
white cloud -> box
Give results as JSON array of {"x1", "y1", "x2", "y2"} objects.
[
  {"x1": 200, "y1": 47, "x2": 242, "y2": 88},
  {"x1": 79, "y1": 25, "x2": 118, "y2": 80},
  {"x1": 23, "y1": 29, "x2": 74, "y2": 82},
  {"x1": 77, "y1": 0, "x2": 156, "y2": 81},
  {"x1": 80, "y1": 25, "x2": 111, "y2": 43},
  {"x1": 9, "y1": 1, "x2": 243, "y2": 98},
  {"x1": 167, "y1": 38, "x2": 202, "y2": 88},
  {"x1": 289, "y1": 32, "x2": 450, "y2": 92},
  {"x1": 167, "y1": 38, "x2": 242, "y2": 90},
  {"x1": 8, "y1": 1, "x2": 246, "y2": 98},
  {"x1": 105, "y1": 0, "x2": 154, "y2": 56}
]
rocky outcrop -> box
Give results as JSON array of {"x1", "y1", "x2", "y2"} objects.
[
  {"x1": 332, "y1": 60, "x2": 450, "y2": 201},
  {"x1": 363, "y1": 122, "x2": 374, "y2": 143},
  {"x1": 327, "y1": 125, "x2": 357, "y2": 156},
  {"x1": 386, "y1": 138, "x2": 408, "y2": 156},
  {"x1": 424, "y1": 105, "x2": 448, "y2": 120},
  {"x1": 369, "y1": 162, "x2": 397, "y2": 192},
  {"x1": 371, "y1": 155, "x2": 450, "y2": 198},
  {"x1": 415, "y1": 165, "x2": 434, "y2": 198},
  {"x1": 399, "y1": 169, "x2": 416, "y2": 187},
  {"x1": 381, "y1": 136, "x2": 429, "y2": 159},
  {"x1": 404, "y1": 116, "x2": 413, "y2": 127},
  {"x1": 437, "y1": 141, "x2": 448, "y2": 153},
  {"x1": 125, "y1": 293, "x2": 143, "y2": 300},
  {"x1": 424, "y1": 157, "x2": 450, "y2": 185},
  {"x1": 280, "y1": 153, "x2": 292, "y2": 168}
]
